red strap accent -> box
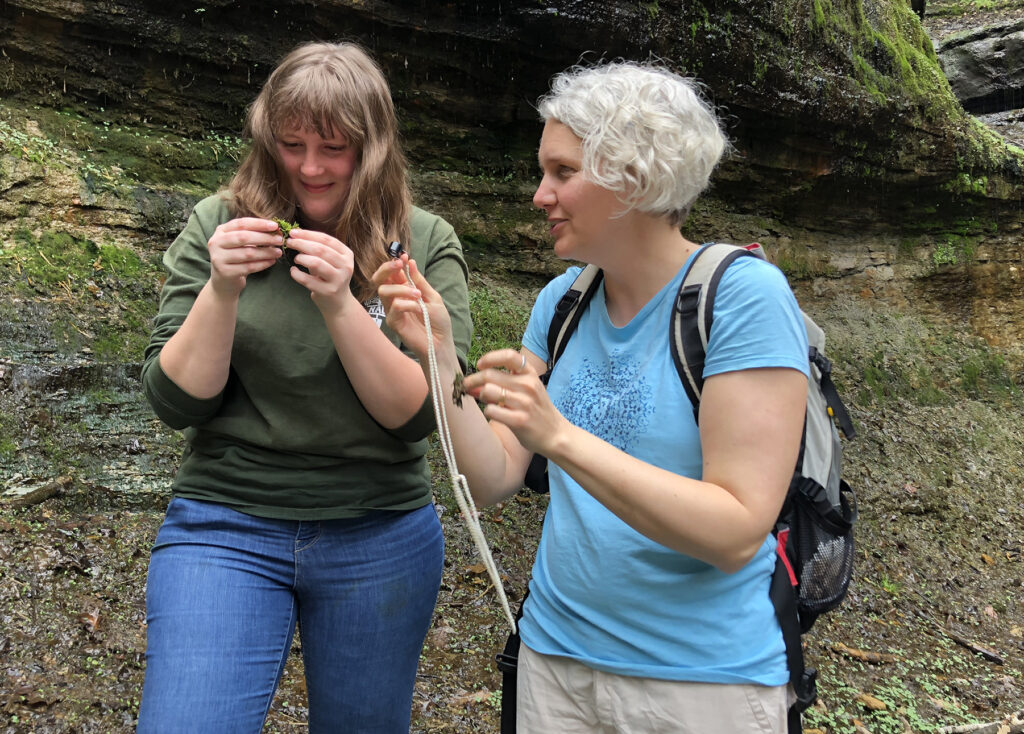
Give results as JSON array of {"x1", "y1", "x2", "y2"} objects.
[
  {"x1": 776, "y1": 528, "x2": 798, "y2": 586},
  {"x1": 743, "y1": 242, "x2": 766, "y2": 260}
]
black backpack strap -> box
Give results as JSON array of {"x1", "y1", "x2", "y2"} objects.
[
  {"x1": 677, "y1": 243, "x2": 818, "y2": 731},
  {"x1": 525, "y1": 266, "x2": 604, "y2": 494},
  {"x1": 809, "y1": 347, "x2": 856, "y2": 439},
  {"x1": 771, "y1": 537, "x2": 817, "y2": 733},
  {"x1": 495, "y1": 591, "x2": 529, "y2": 734},
  {"x1": 546, "y1": 265, "x2": 603, "y2": 371},
  {"x1": 670, "y1": 244, "x2": 756, "y2": 419},
  {"x1": 523, "y1": 451, "x2": 551, "y2": 494}
]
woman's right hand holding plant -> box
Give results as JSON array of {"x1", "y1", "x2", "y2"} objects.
[
  {"x1": 206, "y1": 218, "x2": 283, "y2": 297},
  {"x1": 157, "y1": 217, "x2": 281, "y2": 399}
]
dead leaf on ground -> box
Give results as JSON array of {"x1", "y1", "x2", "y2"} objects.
[
  {"x1": 3, "y1": 684, "x2": 60, "y2": 712},
  {"x1": 449, "y1": 688, "x2": 491, "y2": 707},
  {"x1": 427, "y1": 624, "x2": 455, "y2": 649},
  {"x1": 855, "y1": 693, "x2": 887, "y2": 711},
  {"x1": 79, "y1": 608, "x2": 101, "y2": 634}
]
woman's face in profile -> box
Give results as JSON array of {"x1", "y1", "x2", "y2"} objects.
[
  {"x1": 533, "y1": 120, "x2": 629, "y2": 261},
  {"x1": 275, "y1": 122, "x2": 359, "y2": 229}
]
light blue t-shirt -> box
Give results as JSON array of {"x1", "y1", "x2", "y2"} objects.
[{"x1": 519, "y1": 246, "x2": 809, "y2": 685}]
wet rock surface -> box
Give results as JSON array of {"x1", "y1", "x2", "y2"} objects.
[{"x1": 924, "y1": 0, "x2": 1024, "y2": 42}]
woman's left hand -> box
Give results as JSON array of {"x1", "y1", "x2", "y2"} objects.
[
  {"x1": 464, "y1": 348, "x2": 567, "y2": 456},
  {"x1": 284, "y1": 228, "x2": 357, "y2": 316}
]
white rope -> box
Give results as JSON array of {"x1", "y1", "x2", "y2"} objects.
[{"x1": 404, "y1": 262, "x2": 517, "y2": 634}]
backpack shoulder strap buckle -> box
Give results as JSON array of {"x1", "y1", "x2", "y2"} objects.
[{"x1": 809, "y1": 345, "x2": 833, "y2": 375}]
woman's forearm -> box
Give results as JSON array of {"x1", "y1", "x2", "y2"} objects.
[
  {"x1": 372, "y1": 255, "x2": 528, "y2": 501},
  {"x1": 542, "y1": 368, "x2": 806, "y2": 573},
  {"x1": 543, "y1": 425, "x2": 769, "y2": 572},
  {"x1": 157, "y1": 280, "x2": 238, "y2": 399},
  {"x1": 321, "y1": 293, "x2": 432, "y2": 429},
  {"x1": 422, "y1": 347, "x2": 531, "y2": 505}
]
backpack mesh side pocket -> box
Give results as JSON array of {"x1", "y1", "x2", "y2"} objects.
[{"x1": 786, "y1": 477, "x2": 857, "y2": 630}]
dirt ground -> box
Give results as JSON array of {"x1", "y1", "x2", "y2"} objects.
[{"x1": 2, "y1": 294, "x2": 1023, "y2": 734}]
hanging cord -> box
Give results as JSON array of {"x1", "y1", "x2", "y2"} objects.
[{"x1": 396, "y1": 252, "x2": 517, "y2": 634}]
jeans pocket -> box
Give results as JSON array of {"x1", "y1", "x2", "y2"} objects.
[
  {"x1": 150, "y1": 496, "x2": 191, "y2": 551},
  {"x1": 151, "y1": 496, "x2": 263, "y2": 551}
]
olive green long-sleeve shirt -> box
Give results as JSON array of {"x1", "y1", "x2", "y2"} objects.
[{"x1": 141, "y1": 194, "x2": 472, "y2": 519}]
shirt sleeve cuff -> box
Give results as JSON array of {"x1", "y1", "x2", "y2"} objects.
[
  {"x1": 382, "y1": 392, "x2": 437, "y2": 443},
  {"x1": 142, "y1": 357, "x2": 224, "y2": 429}
]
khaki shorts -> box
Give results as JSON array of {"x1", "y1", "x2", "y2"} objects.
[{"x1": 517, "y1": 644, "x2": 792, "y2": 734}]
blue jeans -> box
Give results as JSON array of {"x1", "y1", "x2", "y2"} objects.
[{"x1": 137, "y1": 497, "x2": 444, "y2": 734}]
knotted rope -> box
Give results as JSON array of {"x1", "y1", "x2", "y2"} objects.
[{"x1": 400, "y1": 257, "x2": 517, "y2": 634}]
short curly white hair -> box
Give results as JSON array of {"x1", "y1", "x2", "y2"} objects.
[{"x1": 538, "y1": 61, "x2": 727, "y2": 226}]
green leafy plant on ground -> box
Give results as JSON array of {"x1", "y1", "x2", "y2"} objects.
[{"x1": 466, "y1": 274, "x2": 533, "y2": 367}]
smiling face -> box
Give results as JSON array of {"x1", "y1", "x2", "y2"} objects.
[
  {"x1": 532, "y1": 120, "x2": 630, "y2": 261},
  {"x1": 275, "y1": 122, "x2": 359, "y2": 230}
]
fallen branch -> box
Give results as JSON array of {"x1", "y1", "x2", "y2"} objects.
[
  {"x1": 942, "y1": 629, "x2": 1006, "y2": 665},
  {"x1": 938, "y1": 709, "x2": 1024, "y2": 734},
  {"x1": 832, "y1": 642, "x2": 896, "y2": 664},
  {"x1": 469, "y1": 583, "x2": 496, "y2": 606},
  {"x1": 908, "y1": 596, "x2": 1005, "y2": 665},
  {"x1": 1, "y1": 476, "x2": 72, "y2": 509}
]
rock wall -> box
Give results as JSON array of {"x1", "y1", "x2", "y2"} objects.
[
  {"x1": 937, "y1": 18, "x2": 1024, "y2": 114},
  {"x1": 1, "y1": 0, "x2": 1023, "y2": 279}
]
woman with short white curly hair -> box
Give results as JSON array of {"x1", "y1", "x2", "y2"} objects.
[
  {"x1": 376, "y1": 60, "x2": 809, "y2": 732},
  {"x1": 537, "y1": 61, "x2": 727, "y2": 226}
]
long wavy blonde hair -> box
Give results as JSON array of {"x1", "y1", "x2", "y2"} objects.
[{"x1": 230, "y1": 41, "x2": 411, "y2": 302}]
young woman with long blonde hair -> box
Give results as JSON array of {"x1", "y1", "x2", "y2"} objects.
[{"x1": 138, "y1": 41, "x2": 471, "y2": 733}]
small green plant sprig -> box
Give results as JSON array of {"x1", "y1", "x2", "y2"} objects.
[
  {"x1": 273, "y1": 218, "x2": 306, "y2": 272},
  {"x1": 273, "y1": 218, "x2": 298, "y2": 242}
]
